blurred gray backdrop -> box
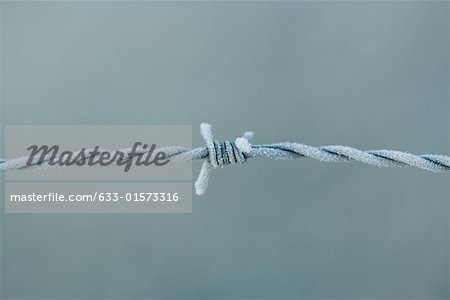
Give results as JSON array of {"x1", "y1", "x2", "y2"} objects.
[{"x1": 1, "y1": 1, "x2": 449, "y2": 299}]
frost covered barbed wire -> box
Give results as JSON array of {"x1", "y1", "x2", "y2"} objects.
[{"x1": 1, "y1": 123, "x2": 449, "y2": 195}]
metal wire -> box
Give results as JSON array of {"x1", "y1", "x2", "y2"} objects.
[{"x1": 1, "y1": 123, "x2": 449, "y2": 195}]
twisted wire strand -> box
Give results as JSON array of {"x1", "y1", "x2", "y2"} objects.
[{"x1": 1, "y1": 123, "x2": 449, "y2": 195}]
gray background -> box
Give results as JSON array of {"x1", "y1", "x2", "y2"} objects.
[{"x1": 0, "y1": 1, "x2": 449, "y2": 299}]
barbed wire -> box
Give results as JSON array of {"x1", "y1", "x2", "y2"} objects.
[{"x1": 1, "y1": 123, "x2": 449, "y2": 195}]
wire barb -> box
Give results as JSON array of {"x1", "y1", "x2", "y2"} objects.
[
  {"x1": 1, "y1": 123, "x2": 449, "y2": 195},
  {"x1": 194, "y1": 123, "x2": 253, "y2": 195}
]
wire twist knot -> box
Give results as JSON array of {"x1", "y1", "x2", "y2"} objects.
[{"x1": 194, "y1": 123, "x2": 253, "y2": 195}]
